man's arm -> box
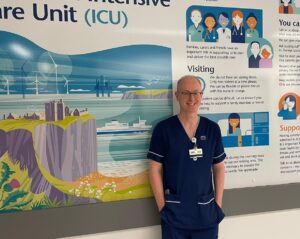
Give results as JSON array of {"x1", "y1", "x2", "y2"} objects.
[
  {"x1": 213, "y1": 161, "x2": 225, "y2": 207},
  {"x1": 149, "y1": 160, "x2": 165, "y2": 212}
]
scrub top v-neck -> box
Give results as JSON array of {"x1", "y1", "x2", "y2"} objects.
[{"x1": 147, "y1": 115, "x2": 226, "y2": 230}]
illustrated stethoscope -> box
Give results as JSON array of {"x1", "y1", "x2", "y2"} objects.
[
  {"x1": 204, "y1": 28, "x2": 217, "y2": 40},
  {"x1": 232, "y1": 25, "x2": 244, "y2": 36}
]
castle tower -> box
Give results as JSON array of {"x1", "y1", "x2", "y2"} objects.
[
  {"x1": 45, "y1": 101, "x2": 57, "y2": 121},
  {"x1": 57, "y1": 99, "x2": 65, "y2": 120}
]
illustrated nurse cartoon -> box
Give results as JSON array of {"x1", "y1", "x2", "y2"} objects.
[
  {"x1": 231, "y1": 10, "x2": 245, "y2": 43},
  {"x1": 217, "y1": 12, "x2": 231, "y2": 43},
  {"x1": 245, "y1": 13, "x2": 259, "y2": 43},
  {"x1": 203, "y1": 13, "x2": 219, "y2": 42},
  {"x1": 188, "y1": 9, "x2": 204, "y2": 42},
  {"x1": 279, "y1": 0, "x2": 294, "y2": 14}
]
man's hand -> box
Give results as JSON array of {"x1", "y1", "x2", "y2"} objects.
[
  {"x1": 213, "y1": 161, "x2": 225, "y2": 208},
  {"x1": 149, "y1": 160, "x2": 165, "y2": 212}
]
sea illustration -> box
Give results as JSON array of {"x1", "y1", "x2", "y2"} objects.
[{"x1": 0, "y1": 31, "x2": 172, "y2": 213}]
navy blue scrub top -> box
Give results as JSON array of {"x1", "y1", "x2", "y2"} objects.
[{"x1": 147, "y1": 116, "x2": 226, "y2": 230}]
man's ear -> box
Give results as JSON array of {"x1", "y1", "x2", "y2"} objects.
[{"x1": 175, "y1": 91, "x2": 179, "y2": 101}]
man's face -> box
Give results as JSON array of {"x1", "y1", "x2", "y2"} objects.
[
  {"x1": 219, "y1": 14, "x2": 229, "y2": 28},
  {"x1": 191, "y1": 10, "x2": 202, "y2": 25},
  {"x1": 176, "y1": 77, "x2": 202, "y2": 114},
  {"x1": 251, "y1": 42, "x2": 260, "y2": 55},
  {"x1": 283, "y1": 0, "x2": 291, "y2": 4}
]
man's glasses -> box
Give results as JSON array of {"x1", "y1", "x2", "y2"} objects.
[{"x1": 180, "y1": 91, "x2": 203, "y2": 98}]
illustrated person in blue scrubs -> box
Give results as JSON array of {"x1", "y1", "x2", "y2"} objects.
[
  {"x1": 278, "y1": 95, "x2": 297, "y2": 120},
  {"x1": 148, "y1": 75, "x2": 226, "y2": 239},
  {"x1": 203, "y1": 13, "x2": 219, "y2": 42},
  {"x1": 187, "y1": 9, "x2": 204, "y2": 42},
  {"x1": 231, "y1": 10, "x2": 245, "y2": 43},
  {"x1": 248, "y1": 41, "x2": 261, "y2": 68},
  {"x1": 227, "y1": 113, "x2": 242, "y2": 147}
]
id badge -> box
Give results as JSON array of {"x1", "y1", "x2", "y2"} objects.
[{"x1": 189, "y1": 148, "x2": 203, "y2": 161}]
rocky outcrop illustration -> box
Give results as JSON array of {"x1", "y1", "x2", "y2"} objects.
[
  {"x1": 34, "y1": 120, "x2": 97, "y2": 182},
  {"x1": 0, "y1": 118, "x2": 98, "y2": 210},
  {"x1": 0, "y1": 130, "x2": 6, "y2": 157}
]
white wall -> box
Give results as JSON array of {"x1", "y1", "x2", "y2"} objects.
[{"x1": 61, "y1": 209, "x2": 300, "y2": 239}]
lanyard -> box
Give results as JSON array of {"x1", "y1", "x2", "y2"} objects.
[{"x1": 189, "y1": 137, "x2": 203, "y2": 161}]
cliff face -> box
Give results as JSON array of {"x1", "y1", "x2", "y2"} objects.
[
  {"x1": 34, "y1": 119, "x2": 97, "y2": 181},
  {"x1": 0, "y1": 128, "x2": 59, "y2": 199},
  {"x1": 0, "y1": 130, "x2": 7, "y2": 157},
  {"x1": 0, "y1": 119, "x2": 98, "y2": 204}
]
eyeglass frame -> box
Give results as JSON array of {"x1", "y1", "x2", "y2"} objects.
[{"x1": 180, "y1": 91, "x2": 203, "y2": 98}]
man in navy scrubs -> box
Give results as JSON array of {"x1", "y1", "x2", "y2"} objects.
[{"x1": 148, "y1": 75, "x2": 226, "y2": 239}]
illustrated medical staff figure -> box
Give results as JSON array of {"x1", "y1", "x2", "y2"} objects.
[
  {"x1": 279, "y1": 0, "x2": 294, "y2": 14},
  {"x1": 248, "y1": 41, "x2": 261, "y2": 68},
  {"x1": 231, "y1": 10, "x2": 245, "y2": 43},
  {"x1": 259, "y1": 45, "x2": 273, "y2": 68},
  {"x1": 217, "y1": 12, "x2": 231, "y2": 43},
  {"x1": 227, "y1": 113, "x2": 242, "y2": 147},
  {"x1": 188, "y1": 9, "x2": 204, "y2": 42},
  {"x1": 203, "y1": 13, "x2": 219, "y2": 42},
  {"x1": 148, "y1": 75, "x2": 226, "y2": 239},
  {"x1": 245, "y1": 13, "x2": 259, "y2": 43}
]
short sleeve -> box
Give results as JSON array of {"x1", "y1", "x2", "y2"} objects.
[
  {"x1": 202, "y1": 30, "x2": 206, "y2": 39},
  {"x1": 147, "y1": 123, "x2": 166, "y2": 163},
  {"x1": 213, "y1": 124, "x2": 226, "y2": 164}
]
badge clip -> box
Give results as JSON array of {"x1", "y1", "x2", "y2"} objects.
[{"x1": 189, "y1": 137, "x2": 203, "y2": 161}]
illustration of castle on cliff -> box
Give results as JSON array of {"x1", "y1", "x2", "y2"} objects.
[
  {"x1": 45, "y1": 99, "x2": 89, "y2": 121},
  {"x1": 3, "y1": 99, "x2": 88, "y2": 121}
]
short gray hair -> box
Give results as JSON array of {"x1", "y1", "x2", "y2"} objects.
[{"x1": 177, "y1": 75, "x2": 202, "y2": 91}]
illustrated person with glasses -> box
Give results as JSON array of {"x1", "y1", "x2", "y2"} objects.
[{"x1": 148, "y1": 75, "x2": 226, "y2": 239}]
